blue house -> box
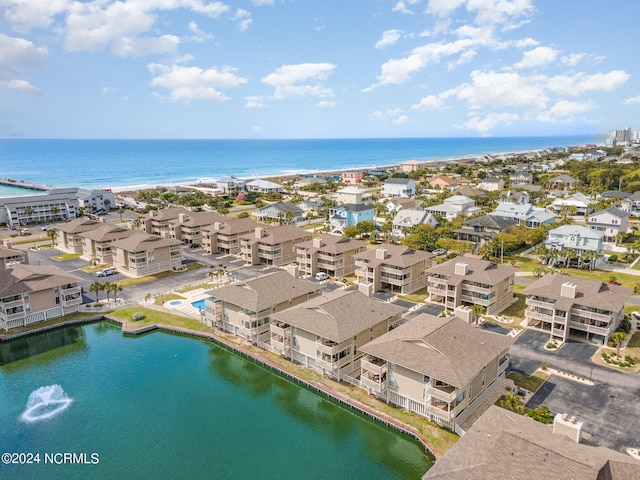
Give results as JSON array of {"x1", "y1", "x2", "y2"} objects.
[{"x1": 329, "y1": 204, "x2": 375, "y2": 234}]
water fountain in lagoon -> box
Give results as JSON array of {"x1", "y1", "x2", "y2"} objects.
[{"x1": 21, "y1": 385, "x2": 72, "y2": 422}]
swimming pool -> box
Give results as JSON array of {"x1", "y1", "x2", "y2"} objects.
[
  {"x1": 191, "y1": 297, "x2": 217, "y2": 311},
  {"x1": 169, "y1": 300, "x2": 183, "y2": 306}
]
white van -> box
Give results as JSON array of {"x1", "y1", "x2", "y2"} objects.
[{"x1": 315, "y1": 272, "x2": 330, "y2": 281}]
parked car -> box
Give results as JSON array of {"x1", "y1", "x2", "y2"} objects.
[
  {"x1": 96, "y1": 267, "x2": 117, "y2": 277},
  {"x1": 41, "y1": 225, "x2": 53, "y2": 231},
  {"x1": 431, "y1": 248, "x2": 447, "y2": 256},
  {"x1": 315, "y1": 272, "x2": 330, "y2": 281}
]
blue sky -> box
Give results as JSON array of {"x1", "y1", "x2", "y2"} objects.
[{"x1": 0, "y1": 0, "x2": 638, "y2": 139}]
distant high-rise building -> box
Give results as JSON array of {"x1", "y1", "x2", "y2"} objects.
[{"x1": 607, "y1": 127, "x2": 633, "y2": 146}]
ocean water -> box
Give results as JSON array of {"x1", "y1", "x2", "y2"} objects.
[
  {"x1": 0, "y1": 323, "x2": 433, "y2": 479},
  {"x1": 0, "y1": 136, "x2": 603, "y2": 192}
]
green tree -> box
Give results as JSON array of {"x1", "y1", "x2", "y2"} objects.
[
  {"x1": 112, "y1": 283, "x2": 123, "y2": 303},
  {"x1": 499, "y1": 394, "x2": 524, "y2": 414},
  {"x1": 46, "y1": 228, "x2": 57, "y2": 246},
  {"x1": 51, "y1": 206, "x2": 60, "y2": 221},
  {"x1": 401, "y1": 224, "x2": 439, "y2": 251},
  {"x1": 89, "y1": 281, "x2": 105, "y2": 303},
  {"x1": 342, "y1": 226, "x2": 360, "y2": 238},
  {"x1": 103, "y1": 199, "x2": 111, "y2": 211},
  {"x1": 237, "y1": 211, "x2": 249, "y2": 219},
  {"x1": 24, "y1": 206, "x2": 34, "y2": 224},
  {"x1": 528, "y1": 404, "x2": 554, "y2": 424},
  {"x1": 611, "y1": 331, "x2": 628, "y2": 360}
]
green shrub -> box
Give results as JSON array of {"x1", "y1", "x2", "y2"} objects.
[
  {"x1": 546, "y1": 342, "x2": 557, "y2": 349},
  {"x1": 541, "y1": 364, "x2": 548, "y2": 371},
  {"x1": 132, "y1": 312, "x2": 145, "y2": 321},
  {"x1": 608, "y1": 254, "x2": 618, "y2": 263}
]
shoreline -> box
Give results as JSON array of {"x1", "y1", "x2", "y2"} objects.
[{"x1": 0, "y1": 313, "x2": 443, "y2": 461}]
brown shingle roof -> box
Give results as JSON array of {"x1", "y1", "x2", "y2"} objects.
[
  {"x1": 54, "y1": 217, "x2": 101, "y2": 234},
  {"x1": 354, "y1": 243, "x2": 434, "y2": 268},
  {"x1": 523, "y1": 274, "x2": 630, "y2": 313},
  {"x1": 271, "y1": 290, "x2": 405, "y2": 342},
  {"x1": 241, "y1": 225, "x2": 310, "y2": 245},
  {"x1": 427, "y1": 256, "x2": 517, "y2": 285},
  {"x1": 202, "y1": 218, "x2": 262, "y2": 235},
  {"x1": 206, "y1": 270, "x2": 319, "y2": 312},
  {"x1": 0, "y1": 264, "x2": 81, "y2": 298},
  {"x1": 423, "y1": 406, "x2": 640, "y2": 480},
  {"x1": 171, "y1": 211, "x2": 225, "y2": 227},
  {"x1": 80, "y1": 224, "x2": 134, "y2": 242},
  {"x1": 296, "y1": 234, "x2": 367, "y2": 255},
  {"x1": 361, "y1": 313, "x2": 513, "y2": 387},
  {"x1": 111, "y1": 231, "x2": 183, "y2": 252},
  {"x1": 147, "y1": 206, "x2": 190, "y2": 221}
]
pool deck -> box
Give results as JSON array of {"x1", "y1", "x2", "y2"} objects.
[{"x1": 164, "y1": 288, "x2": 216, "y2": 319}]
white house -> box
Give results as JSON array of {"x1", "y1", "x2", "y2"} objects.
[
  {"x1": 425, "y1": 195, "x2": 481, "y2": 221},
  {"x1": 382, "y1": 178, "x2": 416, "y2": 198},
  {"x1": 246, "y1": 179, "x2": 284, "y2": 194},
  {"x1": 490, "y1": 202, "x2": 556, "y2": 228},
  {"x1": 586, "y1": 207, "x2": 629, "y2": 241},
  {"x1": 546, "y1": 225, "x2": 604, "y2": 261},
  {"x1": 621, "y1": 192, "x2": 640, "y2": 215},
  {"x1": 550, "y1": 192, "x2": 594, "y2": 216},
  {"x1": 391, "y1": 210, "x2": 438, "y2": 238},
  {"x1": 335, "y1": 186, "x2": 369, "y2": 205},
  {"x1": 216, "y1": 175, "x2": 246, "y2": 194},
  {"x1": 477, "y1": 177, "x2": 504, "y2": 191}
]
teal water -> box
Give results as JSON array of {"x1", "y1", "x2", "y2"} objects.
[{"x1": 0, "y1": 323, "x2": 433, "y2": 479}]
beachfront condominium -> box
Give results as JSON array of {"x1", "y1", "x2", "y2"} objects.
[
  {"x1": 167, "y1": 211, "x2": 226, "y2": 245},
  {"x1": 55, "y1": 218, "x2": 102, "y2": 253},
  {"x1": 201, "y1": 218, "x2": 262, "y2": 255},
  {"x1": 80, "y1": 223, "x2": 135, "y2": 265},
  {"x1": 0, "y1": 264, "x2": 82, "y2": 331},
  {"x1": 426, "y1": 256, "x2": 517, "y2": 315},
  {"x1": 240, "y1": 225, "x2": 311, "y2": 266},
  {"x1": 269, "y1": 290, "x2": 405, "y2": 381},
  {"x1": 354, "y1": 244, "x2": 434, "y2": 295},
  {"x1": 359, "y1": 310, "x2": 513, "y2": 431},
  {"x1": 0, "y1": 241, "x2": 28, "y2": 269},
  {"x1": 296, "y1": 234, "x2": 367, "y2": 278},
  {"x1": 111, "y1": 231, "x2": 183, "y2": 277},
  {"x1": 202, "y1": 270, "x2": 321, "y2": 344},
  {"x1": 142, "y1": 207, "x2": 191, "y2": 237},
  {"x1": 523, "y1": 274, "x2": 630, "y2": 344}
]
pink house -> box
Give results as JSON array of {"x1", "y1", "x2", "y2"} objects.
[{"x1": 342, "y1": 171, "x2": 362, "y2": 185}]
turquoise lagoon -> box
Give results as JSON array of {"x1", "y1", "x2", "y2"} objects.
[{"x1": 0, "y1": 323, "x2": 432, "y2": 479}]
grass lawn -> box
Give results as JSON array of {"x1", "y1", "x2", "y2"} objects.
[
  {"x1": 80, "y1": 264, "x2": 109, "y2": 273},
  {"x1": 53, "y1": 252, "x2": 82, "y2": 261},
  {"x1": 118, "y1": 262, "x2": 205, "y2": 287},
  {"x1": 398, "y1": 286, "x2": 429, "y2": 303},
  {"x1": 511, "y1": 256, "x2": 540, "y2": 271},
  {"x1": 507, "y1": 370, "x2": 549, "y2": 393},
  {"x1": 557, "y1": 268, "x2": 640, "y2": 288},
  {"x1": 499, "y1": 292, "x2": 527, "y2": 321},
  {"x1": 629, "y1": 332, "x2": 640, "y2": 348},
  {"x1": 109, "y1": 307, "x2": 210, "y2": 332},
  {"x1": 154, "y1": 293, "x2": 185, "y2": 306}
]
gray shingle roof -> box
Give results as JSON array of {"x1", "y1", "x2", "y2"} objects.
[
  {"x1": 354, "y1": 243, "x2": 434, "y2": 268},
  {"x1": 426, "y1": 256, "x2": 517, "y2": 285},
  {"x1": 361, "y1": 313, "x2": 513, "y2": 387},
  {"x1": 271, "y1": 290, "x2": 405, "y2": 342},
  {"x1": 111, "y1": 231, "x2": 182, "y2": 252},
  {"x1": 295, "y1": 234, "x2": 367, "y2": 255},
  {"x1": 241, "y1": 225, "x2": 310, "y2": 245},
  {"x1": 55, "y1": 218, "x2": 101, "y2": 234},
  {"x1": 80, "y1": 224, "x2": 134, "y2": 242},
  {"x1": 423, "y1": 406, "x2": 640, "y2": 480},
  {"x1": 207, "y1": 270, "x2": 320, "y2": 312},
  {"x1": 0, "y1": 264, "x2": 81, "y2": 298}
]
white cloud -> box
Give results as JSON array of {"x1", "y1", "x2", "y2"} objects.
[
  {"x1": 262, "y1": 63, "x2": 336, "y2": 100},
  {"x1": 514, "y1": 46, "x2": 558, "y2": 69},
  {"x1": 244, "y1": 96, "x2": 266, "y2": 108},
  {"x1": 463, "y1": 112, "x2": 520, "y2": 134},
  {"x1": 0, "y1": 33, "x2": 49, "y2": 72},
  {"x1": 515, "y1": 37, "x2": 539, "y2": 48},
  {"x1": 546, "y1": 70, "x2": 630, "y2": 96},
  {"x1": 447, "y1": 49, "x2": 476, "y2": 70},
  {"x1": 148, "y1": 63, "x2": 248, "y2": 102},
  {"x1": 624, "y1": 95, "x2": 640, "y2": 105},
  {"x1": 3, "y1": 0, "x2": 70, "y2": 30},
  {"x1": 375, "y1": 30, "x2": 403, "y2": 49},
  {"x1": 468, "y1": 0, "x2": 536, "y2": 27},
  {"x1": 561, "y1": 53, "x2": 584, "y2": 67},
  {"x1": 536, "y1": 99, "x2": 595, "y2": 122},
  {"x1": 234, "y1": 9, "x2": 252, "y2": 32},
  {"x1": 188, "y1": 21, "x2": 214, "y2": 43},
  {"x1": 251, "y1": 0, "x2": 273, "y2": 5},
  {"x1": 395, "y1": 115, "x2": 410, "y2": 124},
  {"x1": 317, "y1": 100, "x2": 336, "y2": 108},
  {"x1": 411, "y1": 94, "x2": 446, "y2": 111},
  {"x1": 427, "y1": 0, "x2": 466, "y2": 17},
  {"x1": 101, "y1": 86, "x2": 114, "y2": 96},
  {"x1": 0, "y1": 78, "x2": 41, "y2": 94},
  {"x1": 392, "y1": 0, "x2": 420, "y2": 15}
]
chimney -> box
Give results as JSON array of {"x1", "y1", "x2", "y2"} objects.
[
  {"x1": 213, "y1": 222, "x2": 221, "y2": 231},
  {"x1": 553, "y1": 413, "x2": 583, "y2": 443},
  {"x1": 178, "y1": 213, "x2": 188, "y2": 223},
  {"x1": 255, "y1": 227, "x2": 264, "y2": 238},
  {"x1": 560, "y1": 282, "x2": 577, "y2": 298},
  {"x1": 4, "y1": 241, "x2": 12, "y2": 249},
  {"x1": 454, "y1": 305, "x2": 475, "y2": 324},
  {"x1": 358, "y1": 281, "x2": 373, "y2": 297},
  {"x1": 312, "y1": 237, "x2": 323, "y2": 248},
  {"x1": 454, "y1": 262, "x2": 468, "y2": 276},
  {"x1": 375, "y1": 248, "x2": 387, "y2": 260},
  {"x1": 286, "y1": 264, "x2": 299, "y2": 278}
]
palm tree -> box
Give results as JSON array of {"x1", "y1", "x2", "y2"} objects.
[
  {"x1": 132, "y1": 216, "x2": 142, "y2": 230},
  {"x1": 51, "y1": 206, "x2": 60, "y2": 221},
  {"x1": 285, "y1": 211, "x2": 295, "y2": 224},
  {"x1": 611, "y1": 331, "x2": 628, "y2": 360},
  {"x1": 117, "y1": 208, "x2": 125, "y2": 222},
  {"x1": 24, "y1": 206, "x2": 34, "y2": 224},
  {"x1": 277, "y1": 211, "x2": 285, "y2": 225},
  {"x1": 112, "y1": 283, "x2": 123, "y2": 303},
  {"x1": 499, "y1": 394, "x2": 525, "y2": 414},
  {"x1": 46, "y1": 228, "x2": 57, "y2": 246},
  {"x1": 478, "y1": 239, "x2": 498, "y2": 260},
  {"x1": 89, "y1": 281, "x2": 104, "y2": 303},
  {"x1": 103, "y1": 281, "x2": 113, "y2": 302},
  {"x1": 103, "y1": 199, "x2": 111, "y2": 211}
]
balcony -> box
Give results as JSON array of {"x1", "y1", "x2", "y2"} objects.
[
  {"x1": 460, "y1": 283, "x2": 491, "y2": 295},
  {"x1": 361, "y1": 357, "x2": 387, "y2": 376},
  {"x1": 525, "y1": 309, "x2": 553, "y2": 322},
  {"x1": 570, "y1": 308, "x2": 612, "y2": 323},
  {"x1": 316, "y1": 354, "x2": 351, "y2": 372},
  {"x1": 425, "y1": 384, "x2": 457, "y2": 403},
  {"x1": 361, "y1": 375, "x2": 385, "y2": 394},
  {"x1": 1, "y1": 299, "x2": 25, "y2": 309},
  {"x1": 316, "y1": 338, "x2": 351, "y2": 356},
  {"x1": 525, "y1": 298, "x2": 554, "y2": 309},
  {"x1": 568, "y1": 321, "x2": 609, "y2": 336},
  {"x1": 427, "y1": 286, "x2": 447, "y2": 297}
]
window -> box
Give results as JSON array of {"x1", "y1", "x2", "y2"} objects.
[
  {"x1": 292, "y1": 337, "x2": 298, "y2": 348},
  {"x1": 389, "y1": 362, "x2": 395, "y2": 371},
  {"x1": 423, "y1": 375, "x2": 430, "y2": 384},
  {"x1": 389, "y1": 374, "x2": 396, "y2": 388}
]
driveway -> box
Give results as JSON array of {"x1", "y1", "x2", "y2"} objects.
[{"x1": 508, "y1": 329, "x2": 640, "y2": 453}]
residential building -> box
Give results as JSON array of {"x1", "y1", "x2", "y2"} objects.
[
  {"x1": 451, "y1": 187, "x2": 484, "y2": 198},
  {"x1": 546, "y1": 174, "x2": 577, "y2": 190},
  {"x1": 202, "y1": 270, "x2": 321, "y2": 343},
  {"x1": 76, "y1": 188, "x2": 117, "y2": 212},
  {"x1": 0, "y1": 264, "x2": 82, "y2": 331},
  {"x1": 296, "y1": 234, "x2": 367, "y2": 278},
  {"x1": 246, "y1": 179, "x2": 284, "y2": 194},
  {"x1": 620, "y1": 192, "x2": 640, "y2": 215},
  {"x1": 399, "y1": 159, "x2": 425, "y2": 173},
  {"x1": 354, "y1": 244, "x2": 434, "y2": 294},
  {"x1": 477, "y1": 177, "x2": 504, "y2": 191},
  {"x1": 546, "y1": 225, "x2": 604, "y2": 260},
  {"x1": 0, "y1": 242, "x2": 28, "y2": 269},
  {"x1": 111, "y1": 231, "x2": 183, "y2": 277},
  {"x1": 335, "y1": 186, "x2": 370, "y2": 205},
  {"x1": 384, "y1": 197, "x2": 423, "y2": 214},
  {"x1": 452, "y1": 215, "x2": 517, "y2": 244},
  {"x1": 297, "y1": 198, "x2": 324, "y2": 215},
  {"x1": 428, "y1": 176, "x2": 457, "y2": 190},
  {"x1": 425, "y1": 195, "x2": 481, "y2": 221},
  {"x1": 490, "y1": 202, "x2": 556, "y2": 228},
  {"x1": 0, "y1": 189, "x2": 80, "y2": 228},
  {"x1": 587, "y1": 207, "x2": 629, "y2": 241},
  {"x1": 216, "y1": 175, "x2": 245, "y2": 195},
  {"x1": 251, "y1": 202, "x2": 304, "y2": 224},
  {"x1": 167, "y1": 211, "x2": 226, "y2": 245},
  {"x1": 201, "y1": 218, "x2": 261, "y2": 255},
  {"x1": 359, "y1": 310, "x2": 513, "y2": 430},
  {"x1": 391, "y1": 210, "x2": 438, "y2": 238},
  {"x1": 329, "y1": 204, "x2": 375, "y2": 234},
  {"x1": 426, "y1": 256, "x2": 517, "y2": 315},
  {"x1": 55, "y1": 217, "x2": 102, "y2": 253},
  {"x1": 524, "y1": 274, "x2": 631, "y2": 344},
  {"x1": 383, "y1": 178, "x2": 416, "y2": 198},
  {"x1": 499, "y1": 189, "x2": 529, "y2": 205},
  {"x1": 240, "y1": 225, "x2": 311, "y2": 266},
  {"x1": 270, "y1": 290, "x2": 405, "y2": 381},
  {"x1": 342, "y1": 171, "x2": 362, "y2": 184},
  {"x1": 509, "y1": 169, "x2": 532, "y2": 185},
  {"x1": 142, "y1": 207, "x2": 191, "y2": 237},
  {"x1": 294, "y1": 176, "x2": 327, "y2": 189},
  {"x1": 550, "y1": 192, "x2": 594, "y2": 216},
  {"x1": 81, "y1": 223, "x2": 135, "y2": 264},
  {"x1": 423, "y1": 406, "x2": 640, "y2": 479}
]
